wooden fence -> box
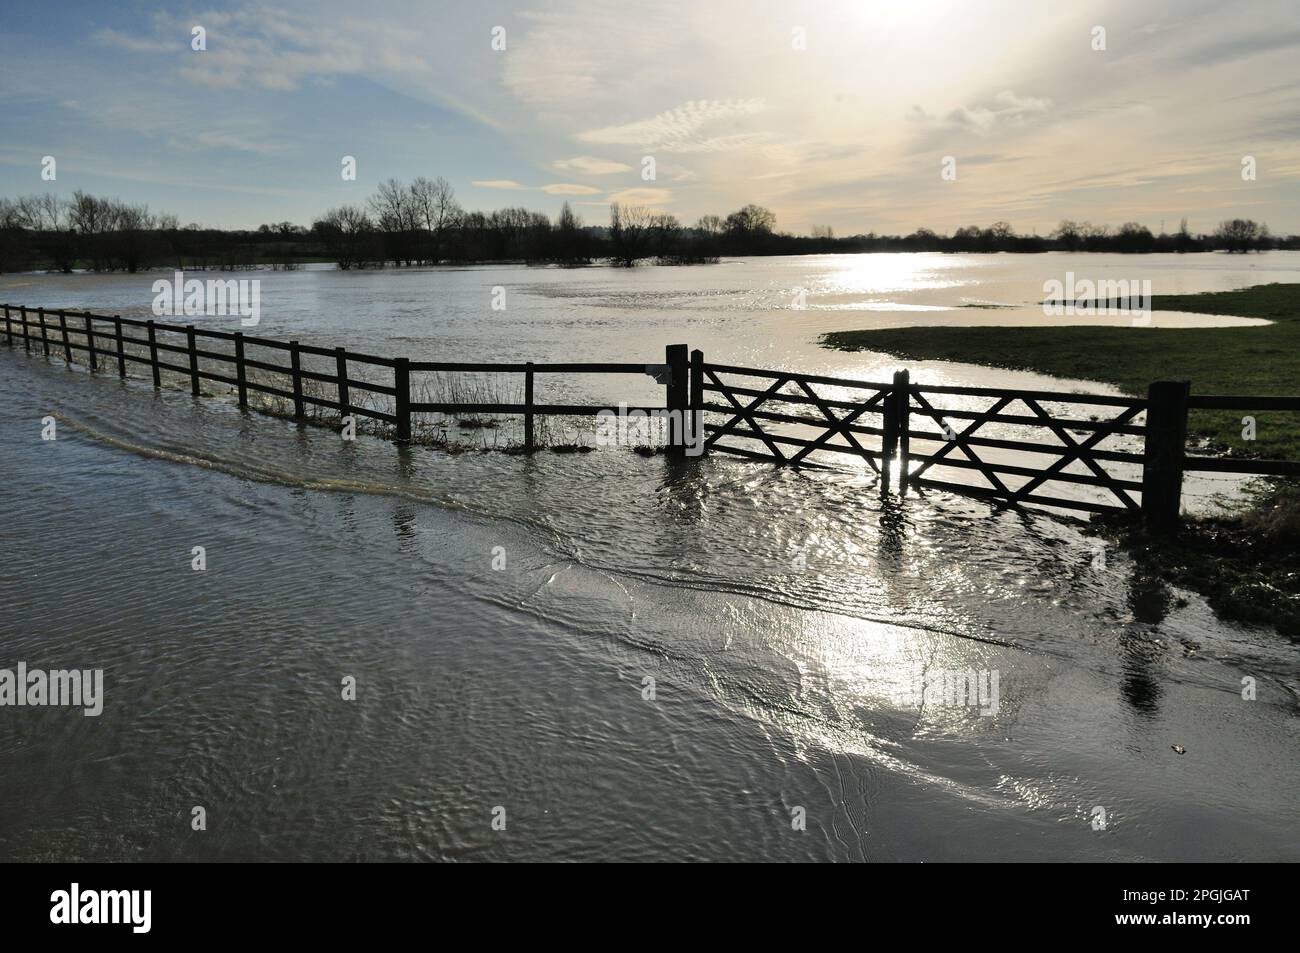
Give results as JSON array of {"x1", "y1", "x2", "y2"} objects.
[
  {"x1": 5, "y1": 303, "x2": 1299, "y2": 527},
  {"x1": 0, "y1": 304, "x2": 685, "y2": 449},
  {"x1": 698, "y1": 364, "x2": 1300, "y2": 524}
]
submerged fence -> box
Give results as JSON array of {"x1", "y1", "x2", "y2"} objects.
[{"x1": 5, "y1": 303, "x2": 1299, "y2": 528}]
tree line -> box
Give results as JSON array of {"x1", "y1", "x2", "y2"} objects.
[{"x1": 1, "y1": 180, "x2": 1292, "y2": 275}]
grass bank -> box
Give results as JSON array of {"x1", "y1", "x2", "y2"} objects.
[
  {"x1": 823, "y1": 282, "x2": 1300, "y2": 636},
  {"x1": 824, "y1": 283, "x2": 1300, "y2": 458}
]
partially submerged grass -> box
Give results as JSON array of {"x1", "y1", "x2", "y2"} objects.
[
  {"x1": 825, "y1": 281, "x2": 1300, "y2": 635},
  {"x1": 823, "y1": 282, "x2": 1300, "y2": 459},
  {"x1": 20, "y1": 331, "x2": 671, "y2": 455},
  {"x1": 1096, "y1": 482, "x2": 1300, "y2": 638}
]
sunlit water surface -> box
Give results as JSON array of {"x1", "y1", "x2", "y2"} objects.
[{"x1": 1, "y1": 254, "x2": 1297, "y2": 860}]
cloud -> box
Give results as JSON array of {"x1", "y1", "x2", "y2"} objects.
[
  {"x1": 168, "y1": 131, "x2": 286, "y2": 156},
  {"x1": 474, "y1": 180, "x2": 601, "y2": 195},
  {"x1": 541, "y1": 183, "x2": 602, "y2": 195},
  {"x1": 606, "y1": 187, "x2": 673, "y2": 206},
  {"x1": 552, "y1": 156, "x2": 632, "y2": 175},
  {"x1": 910, "y1": 89, "x2": 1052, "y2": 134},
  {"x1": 93, "y1": 28, "x2": 179, "y2": 54},
  {"x1": 578, "y1": 99, "x2": 766, "y2": 152}
]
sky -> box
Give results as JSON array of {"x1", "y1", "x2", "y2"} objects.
[{"x1": 1, "y1": 0, "x2": 1298, "y2": 235}]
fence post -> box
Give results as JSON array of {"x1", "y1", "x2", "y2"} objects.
[
  {"x1": 665, "y1": 343, "x2": 688, "y2": 453},
  {"x1": 114, "y1": 316, "x2": 126, "y2": 378},
  {"x1": 59, "y1": 310, "x2": 71, "y2": 363},
  {"x1": 1141, "y1": 380, "x2": 1191, "y2": 530},
  {"x1": 690, "y1": 348, "x2": 705, "y2": 457},
  {"x1": 524, "y1": 361, "x2": 535, "y2": 451},
  {"x1": 394, "y1": 357, "x2": 411, "y2": 442},
  {"x1": 146, "y1": 320, "x2": 161, "y2": 388},
  {"x1": 84, "y1": 314, "x2": 96, "y2": 371},
  {"x1": 881, "y1": 375, "x2": 900, "y2": 494},
  {"x1": 38, "y1": 307, "x2": 49, "y2": 357},
  {"x1": 335, "y1": 347, "x2": 350, "y2": 418},
  {"x1": 21, "y1": 306, "x2": 31, "y2": 351},
  {"x1": 896, "y1": 369, "x2": 911, "y2": 495},
  {"x1": 289, "y1": 340, "x2": 305, "y2": 418},
  {"x1": 233, "y1": 332, "x2": 248, "y2": 408},
  {"x1": 186, "y1": 325, "x2": 199, "y2": 396}
]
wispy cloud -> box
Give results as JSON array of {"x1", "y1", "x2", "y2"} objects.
[
  {"x1": 606, "y1": 187, "x2": 673, "y2": 207},
  {"x1": 578, "y1": 99, "x2": 767, "y2": 152},
  {"x1": 541, "y1": 183, "x2": 601, "y2": 195},
  {"x1": 552, "y1": 156, "x2": 632, "y2": 175},
  {"x1": 475, "y1": 180, "x2": 602, "y2": 196},
  {"x1": 909, "y1": 90, "x2": 1052, "y2": 134},
  {"x1": 93, "y1": 28, "x2": 180, "y2": 54}
]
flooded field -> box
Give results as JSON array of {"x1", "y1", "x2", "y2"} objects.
[{"x1": 2, "y1": 253, "x2": 1298, "y2": 861}]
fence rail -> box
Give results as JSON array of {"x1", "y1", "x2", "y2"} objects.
[{"x1": 4, "y1": 302, "x2": 1299, "y2": 528}]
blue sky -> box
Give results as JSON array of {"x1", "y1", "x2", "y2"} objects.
[{"x1": 2, "y1": 0, "x2": 1298, "y2": 234}]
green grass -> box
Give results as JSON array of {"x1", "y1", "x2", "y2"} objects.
[{"x1": 823, "y1": 282, "x2": 1300, "y2": 459}]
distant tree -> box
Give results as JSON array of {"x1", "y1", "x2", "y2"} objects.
[
  {"x1": 106, "y1": 201, "x2": 158, "y2": 273},
  {"x1": 369, "y1": 178, "x2": 419, "y2": 265},
  {"x1": 0, "y1": 198, "x2": 29, "y2": 273},
  {"x1": 608, "y1": 203, "x2": 654, "y2": 266},
  {"x1": 1052, "y1": 220, "x2": 1082, "y2": 251},
  {"x1": 987, "y1": 221, "x2": 1015, "y2": 249},
  {"x1": 314, "y1": 205, "x2": 375, "y2": 269},
  {"x1": 904, "y1": 227, "x2": 939, "y2": 250},
  {"x1": 724, "y1": 204, "x2": 776, "y2": 239},
  {"x1": 1214, "y1": 218, "x2": 1262, "y2": 253},
  {"x1": 408, "y1": 176, "x2": 461, "y2": 262},
  {"x1": 953, "y1": 225, "x2": 986, "y2": 252},
  {"x1": 649, "y1": 213, "x2": 683, "y2": 260},
  {"x1": 1080, "y1": 222, "x2": 1111, "y2": 251},
  {"x1": 553, "y1": 201, "x2": 589, "y2": 265},
  {"x1": 696, "y1": 214, "x2": 724, "y2": 236},
  {"x1": 16, "y1": 194, "x2": 77, "y2": 272},
  {"x1": 1116, "y1": 221, "x2": 1155, "y2": 252}
]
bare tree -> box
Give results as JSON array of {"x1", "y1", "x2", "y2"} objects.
[
  {"x1": 102, "y1": 201, "x2": 158, "y2": 273},
  {"x1": 696, "y1": 214, "x2": 724, "y2": 236},
  {"x1": 314, "y1": 205, "x2": 376, "y2": 270},
  {"x1": 408, "y1": 176, "x2": 461, "y2": 262},
  {"x1": 1052, "y1": 220, "x2": 1082, "y2": 251},
  {"x1": 16, "y1": 194, "x2": 76, "y2": 272},
  {"x1": 650, "y1": 213, "x2": 682, "y2": 259},
  {"x1": 608, "y1": 202, "x2": 654, "y2": 267},
  {"x1": 369, "y1": 178, "x2": 418, "y2": 265},
  {"x1": 723, "y1": 204, "x2": 775, "y2": 238},
  {"x1": 553, "y1": 201, "x2": 589, "y2": 264},
  {"x1": 1214, "y1": 218, "x2": 1263, "y2": 253}
]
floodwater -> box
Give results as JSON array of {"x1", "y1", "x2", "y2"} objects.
[{"x1": 1, "y1": 253, "x2": 1298, "y2": 861}]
